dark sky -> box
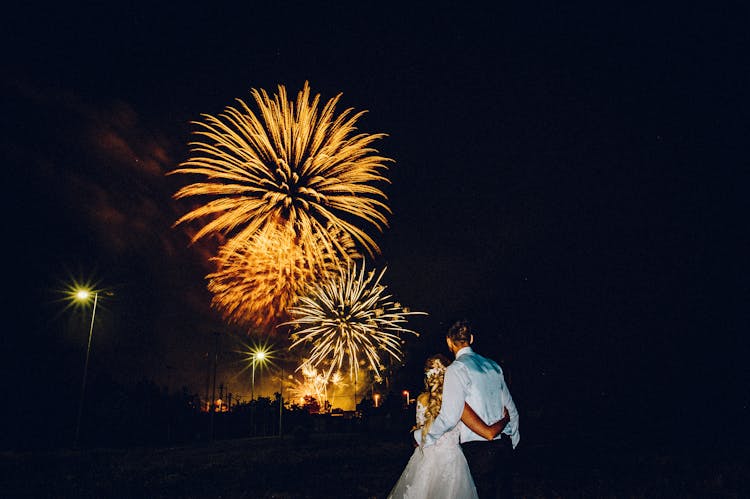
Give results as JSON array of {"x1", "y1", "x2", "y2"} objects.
[{"x1": 3, "y1": 3, "x2": 748, "y2": 440}]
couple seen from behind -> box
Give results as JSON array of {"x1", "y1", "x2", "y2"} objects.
[{"x1": 387, "y1": 320, "x2": 520, "y2": 499}]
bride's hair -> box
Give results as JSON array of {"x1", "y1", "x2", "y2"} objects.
[{"x1": 419, "y1": 353, "x2": 451, "y2": 446}]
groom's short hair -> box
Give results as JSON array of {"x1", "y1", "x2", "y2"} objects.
[{"x1": 447, "y1": 319, "x2": 472, "y2": 345}]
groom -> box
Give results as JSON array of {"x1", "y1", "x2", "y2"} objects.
[{"x1": 418, "y1": 319, "x2": 520, "y2": 498}]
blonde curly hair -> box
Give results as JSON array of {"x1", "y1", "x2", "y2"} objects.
[{"x1": 417, "y1": 353, "x2": 450, "y2": 446}]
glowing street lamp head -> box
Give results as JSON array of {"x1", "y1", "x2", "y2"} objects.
[
  {"x1": 236, "y1": 340, "x2": 277, "y2": 376},
  {"x1": 59, "y1": 277, "x2": 111, "y2": 317}
]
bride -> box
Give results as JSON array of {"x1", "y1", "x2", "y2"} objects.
[{"x1": 387, "y1": 354, "x2": 509, "y2": 499}]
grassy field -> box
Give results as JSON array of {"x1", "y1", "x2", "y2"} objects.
[{"x1": 1, "y1": 432, "x2": 747, "y2": 498}]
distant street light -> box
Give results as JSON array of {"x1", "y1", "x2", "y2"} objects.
[
  {"x1": 72, "y1": 288, "x2": 103, "y2": 448},
  {"x1": 278, "y1": 364, "x2": 284, "y2": 437},
  {"x1": 209, "y1": 332, "x2": 220, "y2": 440},
  {"x1": 240, "y1": 342, "x2": 274, "y2": 437},
  {"x1": 250, "y1": 347, "x2": 269, "y2": 400}
]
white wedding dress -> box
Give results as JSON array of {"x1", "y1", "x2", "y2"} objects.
[{"x1": 387, "y1": 401, "x2": 478, "y2": 499}]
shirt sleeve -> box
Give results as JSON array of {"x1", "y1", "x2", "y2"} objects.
[
  {"x1": 423, "y1": 364, "x2": 469, "y2": 446},
  {"x1": 499, "y1": 372, "x2": 521, "y2": 449}
]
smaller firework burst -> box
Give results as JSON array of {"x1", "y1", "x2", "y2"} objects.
[
  {"x1": 286, "y1": 261, "x2": 426, "y2": 381},
  {"x1": 289, "y1": 361, "x2": 342, "y2": 410},
  {"x1": 289, "y1": 362, "x2": 347, "y2": 412}
]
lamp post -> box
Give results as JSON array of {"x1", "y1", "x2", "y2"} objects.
[
  {"x1": 278, "y1": 364, "x2": 284, "y2": 437},
  {"x1": 246, "y1": 344, "x2": 270, "y2": 437},
  {"x1": 209, "y1": 332, "x2": 219, "y2": 440},
  {"x1": 73, "y1": 288, "x2": 99, "y2": 448},
  {"x1": 251, "y1": 350, "x2": 267, "y2": 401}
]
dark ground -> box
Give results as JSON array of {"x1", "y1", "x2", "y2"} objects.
[{"x1": 2, "y1": 429, "x2": 747, "y2": 498}]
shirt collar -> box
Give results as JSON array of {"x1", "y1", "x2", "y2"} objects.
[{"x1": 455, "y1": 346, "x2": 473, "y2": 358}]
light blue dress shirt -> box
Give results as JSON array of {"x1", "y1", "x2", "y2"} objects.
[{"x1": 416, "y1": 346, "x2": 520, "y2": 449}]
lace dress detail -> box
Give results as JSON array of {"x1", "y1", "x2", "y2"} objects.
[{"x1": 387, "y1": 402, "x2": 478, "y2": 499}]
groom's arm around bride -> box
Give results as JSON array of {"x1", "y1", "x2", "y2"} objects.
[
  {"x1": 462, "y1": 403, "x2": 510, "y2": 441},
  {"x1": 413, "y1": 404, "x2": 509, "y2": 448}
]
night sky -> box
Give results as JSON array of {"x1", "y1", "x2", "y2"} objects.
[{"x1": 4, "y1": 3, "x2": 747, "y2": 448}]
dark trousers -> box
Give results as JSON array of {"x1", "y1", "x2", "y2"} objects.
[{"x1": 461, "y1": 436, "x2": 514, "y2": 499}]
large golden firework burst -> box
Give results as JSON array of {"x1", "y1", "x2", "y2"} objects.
[
  {"x1": 285, "y1": 261, "x2": 426, "y2": 381},
  {"x1": 169, "y1": 82, "x2": 392, "y2": 262},
  {"x1": 207, "y1": 221, "x2": 359, "y2": 332}
]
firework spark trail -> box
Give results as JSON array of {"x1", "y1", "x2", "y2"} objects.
[
  {"x1": 289, "y1": 362, "x2": 346, "y2": 410},
  {"x1": 286, "y1": 262, "x2": 426, "y2": 381},
  {"x1": 169, "y1": 82, "x2": 392, "y2": 264},
  {"x1": 289, "y1": 364, "x2": 347, "y2": 411},
  {"x1": 207, "y1": 221, "x2": 358, "y2": 331}
]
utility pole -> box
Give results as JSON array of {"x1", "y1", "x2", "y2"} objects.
[
  {"x1": 278, "y1": 365, "x2": 283, "y2": 437},
  {"x1": 73, "y1": 291, "x2": 98, "y2": 448},
  {"x1": 165, "y1": 364, "x2": 174, "y2": 443},
  {"x1": 209, "y1": 332, "x2": 219, "y2": 439},
  {"x1": 204, "y1": 352, "x2": 210, "y2": 412}
]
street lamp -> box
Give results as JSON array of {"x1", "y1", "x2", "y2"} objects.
[
  {"x1": 250, "y1": 347, "x2": 269, "y2": 400},
  {"x1": 73, "y1": 288, "x2": 100, "y2": 448},
  {"x1": 241, "y1": 342, "x2": 273, "y2": 437}
]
